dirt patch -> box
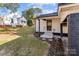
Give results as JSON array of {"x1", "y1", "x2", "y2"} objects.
[{"x1": 0, "y1": 34, "x2": 20, "y2": 45}]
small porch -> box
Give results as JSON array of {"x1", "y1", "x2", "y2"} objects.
[
  {"x1": 37, "y1": 17, "x2": 68, "y2": 39},
  {"x1": 37, "y1": 18, "x2": 54, "y2": 41}
]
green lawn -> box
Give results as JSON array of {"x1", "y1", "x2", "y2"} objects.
[
  {"x1": 0, "y1": 28, "x2": 6, "y2": 32},
  {"x1": 0, "y1": 26, "x2": 49, "y2": 56}
]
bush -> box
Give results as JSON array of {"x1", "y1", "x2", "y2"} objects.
[{"x1": 27, "y1": 20, "x2": 33, "y2": 26}]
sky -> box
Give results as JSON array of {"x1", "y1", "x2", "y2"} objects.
[{"x1": 0, "y1": 3, "x2": 58, "y2": 16}]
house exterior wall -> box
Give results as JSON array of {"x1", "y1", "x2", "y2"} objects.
[
  {"x1": 0, "y1": 17, "x2": 27, "y2": 27},
  {"x1": 63, "y1": 25, "x2": 68, "y2": 33},
  {"x1": 0, "y1": 12, "x2": 27, "y2": 27},
  {"x1": 13, "y1": 18, "x2": 18, "y2": 25},
  {"x1": 59, "y1": 4, "x2": 79, "y2": 23},
  {"x1": 36, "y1": 19, "x2": 47, "y2": 32},
  {"x1": 36, "y1": 17, "x2": 64, "y2": 33},
  {"x1": 3, "y1": 17, "x2": 11, "y2": 25},
  {"x1": 58, "y1": 4, "x2": 79, "y2": 55},
  {"x1": 36, "y1": 17, "x2": 68, "y2": 33},
  {"x1": 19, "y1": 17, "x2": 27, "y2": 26},
  {"x1": 51, "y1": 18, "x2": 60, "y2": 33},
  {"x1": 0, "y1": 19, "x2": 3, "y2": 25},
  {"x1": 36, "y1": 19, "x2": 39, "y2": 32},
  {"x1": 68, "y1": 13, "x2": 79, "y2": 55},
  {"x1": 40, "y1": 19, "x2": 47, "y2": 32}
]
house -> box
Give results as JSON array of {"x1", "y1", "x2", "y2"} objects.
[
  {"x1": 36, "y1": 3, "x2": 79, "y2": 55},
  {"x1": 36, "y1": 7, "x2": 68, "y2": 38},
  {"x1": 0, "y1": 12, "x2": 27, "y2": 27}
]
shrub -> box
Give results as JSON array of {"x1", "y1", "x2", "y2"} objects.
[{"x1": 27, "y1": 20, "x2": 33, "y2": 26}]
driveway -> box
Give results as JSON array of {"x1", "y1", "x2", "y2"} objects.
[{"x1": 0, "y1": 34, "x2": 20, "y2": 45}]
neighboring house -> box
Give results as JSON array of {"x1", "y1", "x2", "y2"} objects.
[
  {"x1": 36, "y1": 3, "x2": 79, "y2": 55},
  {"x1": 0, "y1": 12, "x2": 27, "y2": 27},
  {"x1": 0, "y1": 16, "x2": 4, "y2": 26}
]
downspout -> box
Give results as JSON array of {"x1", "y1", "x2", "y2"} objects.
[
  {"x1": 38, "y1": 18, "x2": 40, "y2": 37},
  {"x1": 60, "y1": 23, "x2": 63, "y2": 38}
]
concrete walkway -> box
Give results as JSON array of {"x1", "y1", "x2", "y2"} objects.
[
  {"x1": 0, "y1": 34, "x2": 20, "y2": 45},
  {"x1": 40, "y1": 31, "x2": 53, "y2": 40}
]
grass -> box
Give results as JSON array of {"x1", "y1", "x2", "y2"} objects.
[
  {"x1": 0, "y1": 27, "x2": 19, "y2": 34},
  {"x1": 0, "y1": 30, "x2": 6, "y2": 32},
  {"x1": 0, "y1": 28, "x2": 6, "y2": 32},
  {"x1": 0, "y1": 26, "x2": 49, "y2": 56}
]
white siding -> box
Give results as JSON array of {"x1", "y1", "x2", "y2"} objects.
[
  {"x1": 36, "y1": 19, "x2": 39, "y2": 32},
  {"x1": 59, "y1": 5, "x2": 79, "y2": 23},
  {"x1": 36, "y1": 18, "x2": 61, "y2": 33},
  {"x1": 3, "y1": 17, "x2": 11, "y2": 25},
  {"x1": 40, "y1": 19, "x2": 47, "y2": 32},
  {"x1": 52, "y1": 18, "x2": 60, "y2": 33},
  {"x1": 36, "y1": 19, "x2": 46, "y2": 32},
  {"x1": 63, "y1": 25, "x2": 68, "y2": 33}
]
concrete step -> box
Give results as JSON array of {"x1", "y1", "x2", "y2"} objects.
[{"x1": 40, "y1": 31, "x2": 53, "y2": 38}]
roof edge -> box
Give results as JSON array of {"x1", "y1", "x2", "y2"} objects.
[{"x1": 36, "y1": 12, "x2": 58, "y2": 18}]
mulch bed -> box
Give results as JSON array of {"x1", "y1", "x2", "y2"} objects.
[{"x1": 47, "y1": 38, "x2": 65, "y2": 56}]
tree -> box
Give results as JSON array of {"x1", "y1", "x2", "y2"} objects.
[
  {"x1": 22, "y1": 8, "x2": 42, "y2": 26},
  {"x1": 0, "y1": 3, "x2": 19, "y2": 29},
  {"x1": 3, "y1": 3, "x2": 19, "y2": 13},
  {"x1": 33, "y1": 8, "x2": 42, "y2": 16},
  {"x1": 0, "y1": 3, "x2": 19, "y2": 13},
  {"x1": 0, "y1": 3, "x2": 4, "y2": 7}
]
